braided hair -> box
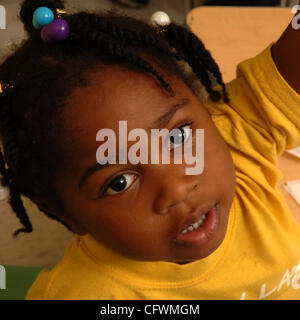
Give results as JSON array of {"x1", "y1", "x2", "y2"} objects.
[{"x1": 0, "y1": 0, "x2": 229, "y2": 238}]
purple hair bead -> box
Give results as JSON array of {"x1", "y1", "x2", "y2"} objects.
[{"x1": 41, "y1": 19, "x2": 70, "y2": 44}]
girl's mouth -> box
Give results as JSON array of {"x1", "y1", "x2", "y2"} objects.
[{"x1": 172, "y1": 202, "x2": 220, "y2": 247}]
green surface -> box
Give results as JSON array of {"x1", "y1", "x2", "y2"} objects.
[{"x1": 0, "y1": 265, "x2": 49, "y2": 300}]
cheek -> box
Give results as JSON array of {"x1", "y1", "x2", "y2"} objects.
[
  {"x1": 203, "y1": 125, "x2": 236, "y2": 192},
  {"x1": 78, "y1": 201, "x2": 143, "y2": 239},
  {"x1": 86, "y1": 209, "x2": 171, "y2": 260}
]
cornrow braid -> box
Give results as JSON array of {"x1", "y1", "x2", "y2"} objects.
[
  {"x1": 67, "y1": 12, "x2": 174, "y2": 95},
  {"x1": 73, "y1": 12, "x2": 171, "y2": 54},
  {"x1": 164, "y1": 23, "x2": 229, "y2": 103},
  {"x1": 68, "y1": 12, "x2": 228, "y2": 101},
  {"x1": 0, "y1": 86, "x2": 33, "y2": 237},
  {"x1": 8, "y1": 167, "x2": 33, "y2": 237},
  {"x1": 0, "y1": 75, "x2": 71, "y2": 237},
  {"x1": 0, "y1": 146, "x2": 9, "y2": 187},
  {"x1": 0, "y1": 0, "x2": 229, "y2": 237},
  {"x1": 0, "y1": 151, "x2": 33, "y2": 238}
]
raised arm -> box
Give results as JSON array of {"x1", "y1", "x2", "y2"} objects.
[{"x1": 272, "y1": 3, "x2": 300, "y2": 94}]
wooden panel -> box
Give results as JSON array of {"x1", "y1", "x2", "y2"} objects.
[{"x1": 187, "y1": 7, "x2": 293, "y2": 82}]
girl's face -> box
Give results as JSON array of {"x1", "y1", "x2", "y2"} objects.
[{"x1": 52, "y1": 63, "x2": 236, "y2": 264}]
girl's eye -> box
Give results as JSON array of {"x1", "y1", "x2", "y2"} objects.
[
  {"x1": 104, "y1": 173, "x2": 136, "y2": 196},
  {"x1": 167, "y1": 124, "x2": 192, "y2": 150}
]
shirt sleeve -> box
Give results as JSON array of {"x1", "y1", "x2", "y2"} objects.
[{"x1": 207, "y1": 42, "x2": 300, "y2": 158}]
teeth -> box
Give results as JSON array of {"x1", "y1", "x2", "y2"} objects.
[
  {"x1": 181, "y1": 213, "x2": 208, "y2": 235},
  {"x1": 193, "y1": 222, "x2": 199, "y2": 228}
]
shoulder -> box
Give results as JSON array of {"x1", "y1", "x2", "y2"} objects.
[{"x1": 26, "y1": 235, "x2": 131, "y2": 300}]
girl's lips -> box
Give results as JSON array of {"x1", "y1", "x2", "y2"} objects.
[{"x1": 172, "y1": 202, "x2": 220, "y2": 246}]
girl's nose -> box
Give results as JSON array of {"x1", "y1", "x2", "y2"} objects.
[{"x1": 153, "y1": 174, "x2": 199, "y2": 214}]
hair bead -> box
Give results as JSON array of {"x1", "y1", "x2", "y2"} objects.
[
  {"x1": 32, "y1": 6, "x2": 69, "y2": 43},
  {"x1": 32, "y1": 6, "x2": 54, "y2": 30},
  {"x1": 150, "y1": 11, "x2": 171, "y2": 27},
  {"x1": 41, "y1": 19, "x2": 70, "y2": 44}
]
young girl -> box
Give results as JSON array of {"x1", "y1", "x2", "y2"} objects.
[{"x1": 0, "y1": 0, "x2": 299, "y2": 300}]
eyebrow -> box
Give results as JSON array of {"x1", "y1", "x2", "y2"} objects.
[
  {"x1": 79, "y1": 162, "x2": 107, "y2": 190},
  {"x1": 151, "y1": 98, "x2": 190, "y2": 129},
  {"x1": 78, "y1": 97, "x2": 190, "y2": 189}
]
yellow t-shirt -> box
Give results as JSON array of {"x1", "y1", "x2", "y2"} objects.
[{"x1": 26, "y1": 43, "x2": 300, "y2": 300}]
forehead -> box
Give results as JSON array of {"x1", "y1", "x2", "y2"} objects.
[
  {"x1": 59, "y1": 64, "x2": 203, "y2": 178},
  {"x1": 63, "y1": 64, "x2": 195, "y2": 135}
]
